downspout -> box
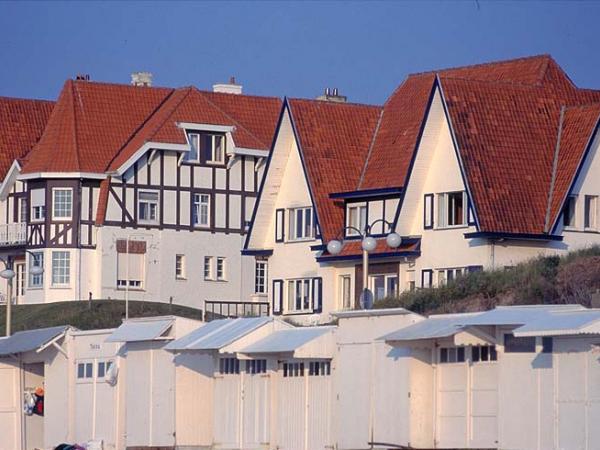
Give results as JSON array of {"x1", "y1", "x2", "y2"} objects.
[{"x1": 544, "y1": 107, "x2": 565, "y2": 233}]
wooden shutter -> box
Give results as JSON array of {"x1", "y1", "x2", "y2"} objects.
[
  {"x1": 423, "y1": 194, "x2": 434, "y2": 229},
  {"x1": 272, "y1": 279, "x2": 283, "y2": 315},
  {"x1": 275, "y1": 209, "x2": 285, "y2": 242},
  {"x1": 312, "y1": 277, "x2": 323, "y2": 313},
  {"x1": 421, "y1": 269, "x2": 433, "y2": 288}
]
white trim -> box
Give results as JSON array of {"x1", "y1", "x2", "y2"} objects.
[
  {"x1": 231, "y1": 147, "x2": 269, "y2": 158},
  {"x1": 51, "y1": 187, "x2": 74, "y2": 221},
  {"x1": 0, "y1": 160, "x2": 21, "y2": 200},
  {"x1": 19, "y1": 171, "x2": 107, "y2": 180},
  {"x1": 177, "y1": 122, "x2": 236, "y2": 133},
  {"x1": 114, "y1": 142, "x2": 190, "y2": 176}
]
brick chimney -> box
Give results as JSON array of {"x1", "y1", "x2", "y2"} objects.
[{"x1": 131, "y1": 72, "x2": 153, "y2": 87}]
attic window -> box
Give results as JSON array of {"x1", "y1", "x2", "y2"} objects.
[
  {"x1": 185, "y1": 132, "x2": 225, "y2": 164},
  {"x1": 563, "y1": 195, "x2": 577, "y2": 228},
  {"x1": 437, "y1": 191, "x2": 467, "y2": 228}
]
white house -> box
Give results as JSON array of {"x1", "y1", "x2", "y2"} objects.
[
  {"x1": 0, "y1": 75, "x2": 281, "y2": 313},
  {"x1": 244, "y1": 55, "x2": 600, "y2": 323}
]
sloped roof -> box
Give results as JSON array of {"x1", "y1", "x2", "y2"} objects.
[
  {"x1": 0, "y1": 96, "x2": 54, "y2": 179},
  {"x1": 0, "y1": 325, "x2": 68, "y2": 356},
  {"x1": 22, "y1": 80, "x2": 281, "y2": 175},
  {"x1": 105, "y1": 317, "x2": 174, "y2": 343},
  {"x1": 240, "y1": 326, "x2": 334, "y2": 354}
]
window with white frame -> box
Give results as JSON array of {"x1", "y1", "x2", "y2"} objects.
[
  {"x1": 340, "y1": 275, "x2": 352, "y2": 309},
  {"x1": 204, "y1": 256, "x2": 213, "y2": 280},
  {"x1": 138, "y1": 191, "x2": 159, "y2": 224},
  {"x1": 175, "y1": 254, "x2": 186, "y2": 280},
  {"x1": 585, "y1": 195, "x2": 598, "y2": 230},
  {"x1": 185, "y1": 132, "x2": 200, "y2": 162},
  {"x1": 437, "y1": 191, "x2": 467, "y2": 228},
  {"x1": 193, "y1": 194, "x2": 210, "y2": 227},
  {"x1": 52, "y1": 188, "x2": 73, "y2": 220},
  {"x1": 347, "y1": 204, "x2": 367, "y2": 236},
  {"x1": 97, "y1": 360, "x2": 114, "y2": 379},
  {"x1": 186, "y1": 132, "x2": 226, "y2": 164},
  {"x1": 472, "y1": 345, "x2": 497, "y2": 363},
  {"x1": 19, "y1": 198, "x2": 27, "y2": 223},
  {"x1": 77, "y1": 361, "x2": 94, "y2": 380},
  {"x1": 117, "y1": 252, "x2": 144, "y2": 289},
  {"x1": 287, "y1": 278, "x2": 313, "y2": 312},
  {"x1": 51, "y1": 251, "x2": 70, "y2": 286},
  {"x1": 369, "y1": 274, "x2": 398, "y2": 301},
  {"x1": 563, "y1": 195, "x2": 577, "y2": 228},
  {"x1": 439, "y1": 347, "x2": 466, "y2": 364},
  {"x1": 288, "y1": 207, "x2": 314, "y2": 241},
  {"x1": 216, "y1": 257, "x2": 226, "y2": 281},
  {"x1": 30, "y1": 188, "x2": 45, "y2": 222},
  {"x1": 219, "y1": 357, "x2": 240, "y2": 375},
  {"x1": 405, "y1": 270, "x2": 416, "y2": 292},
  {"x1": 308, "y1": 361, "x2": 331, "y2": 376},
  {"x1": 255, "y1": 261, "x2": 267, "y2": 294},
  {"x1": 29, "y1": 252, "x2": 43, "y2": 288},
  {"x1": 438, "y1": 268, "x2": 465, "y2": 286}
]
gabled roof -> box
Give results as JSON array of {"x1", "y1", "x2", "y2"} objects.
[
  {"x1": 21, "y1": 80, "x2": 281, "y2": 175},
  {"x1": 0, "y1": 96, "x2": 54, "y2": 179}
]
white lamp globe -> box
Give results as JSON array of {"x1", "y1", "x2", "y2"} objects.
[
  {"x1": 361, "y1": 236, "x2": 377, "y2": 252},
  {"x1": 0, "y1": 269, "x2": 15, "y2": 280},
  {"x1": 327, "y1": 240, "x2": 343, "y2": 255},
  {"x1": 386, "y1": 232, "x2": 402, "y2": 248},
  {"x1": 30, "y1": 265, "x2": 44, "y2": 276}
]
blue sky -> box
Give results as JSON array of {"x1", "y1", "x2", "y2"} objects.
[{"x1": 0, "y1": 1, "x2": 598, "y2": 104}]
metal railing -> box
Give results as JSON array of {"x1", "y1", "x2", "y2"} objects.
[
  {"x1": 204, "y1": 300, "x2": 270, "y2": 322},
  {"x1": 0, "y1": 223, "x2": 26, "y2": 247}
]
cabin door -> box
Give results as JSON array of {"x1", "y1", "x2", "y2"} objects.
[
  {"x1": 435, "y1": 350, "x2": 468, "y2": 448},
  {"x1": 241, "y1": 367, "x2": 270, "y2": 449},
  {"x1": 213, "y1": 369, "x2": 242, "y2": 448},
  {"x1": 0, "y1": 359, "x2": 20, "y2": 450},
  {"x1": 23, "y1": 363, "x2": 44, "y2": 450}
]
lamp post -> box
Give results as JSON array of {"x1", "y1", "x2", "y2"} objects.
[
  {"x1": 1, "y1": 252, "x2": 44, "y2": 337},
  {"x1": 326, "y1": 219, "x2": 402, "y2": 309}
]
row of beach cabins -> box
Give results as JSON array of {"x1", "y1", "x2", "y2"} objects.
[{"x1": 1, "y1": 304, "x2": 600, "y2": 450}]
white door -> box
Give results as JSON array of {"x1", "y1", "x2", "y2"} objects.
[
  {"x1": 469, "y1": 362, "x2": 498, "y2": 448},
  {"x1": 214, "y1": 374, "x2": 241, "y2": 448},
  {"x1": 276, "y1": 373, "x2": 305, "y2": 450},
  {"x1": 14, "y1": 262, "x2": 25, "y2": 304},
  {"x1": 242, "y1": 372, "x2": 270, "y2": 449},
  {"x1": 0, "y1": 359, "x2": 20, "y2": 450},
  {"x1": 436, "y1": 362, "x2": 468, "y2": 448}
]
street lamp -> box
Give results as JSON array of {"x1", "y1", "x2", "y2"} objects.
[
  {"x1": 2, "y1": 252, "x2": 44, "y2": 336},
  {"x1": 326, "y1": 219, "x2": 402, "y2": 309}
]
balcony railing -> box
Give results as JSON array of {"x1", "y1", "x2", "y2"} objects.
[
  {"x1": 204, "y1": 300, "x2": 270, "y2": 322},
  {"x1": 0, "y1": 223, "x2": 26, "y2": 247}
]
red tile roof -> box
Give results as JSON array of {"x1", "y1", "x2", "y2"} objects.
[
  {"x1": 287, "y1": 98, "x2": 382, "y2": 241},
  {"x1": 0, "y1": 96, "x2": 54, "y2": 179},
  {"x1": 22, "y1": 80, "x2": 281, "y2": 175}
]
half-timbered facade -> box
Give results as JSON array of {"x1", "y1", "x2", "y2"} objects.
[
  {"x1": 245, "y1": 55, "x2": 600, "y2": 323},
  {"x1": 0, "y1": 78, "x2": 280, "y2": 309}
]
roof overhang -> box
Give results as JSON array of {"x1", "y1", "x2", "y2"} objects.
[
  {"x1": 106, "y1": 317, "x2": 175, "y2": 343},
  {"x1": 113, "y1": 141, "x2": 190, "y2": 177},
  {"x1": 231, "y1": 147, "x2": 269, "y2": 158},
  {"x1": 177, "y1": 122, "x2": 235, "y2": 134},
  {"x1": 464, "y1": 231, "x2": 563, "y2": 242},
  {"x1": 0, "y1": 160, "x2": 21, "y2": 200},
  {"x1": 18, "y1": 171, "x2": 107, "y2": 181},
  {"x1": 241, "y1": 249, "x2": 273, "y2": 257},
  {"x1": 329, "y1": 186, "x2": 403, "y2": 200}
]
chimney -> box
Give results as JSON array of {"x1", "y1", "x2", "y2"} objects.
[
  {"x1": 75, "y1": 74, "x2": 90, "y2": 81},
  {"x1": 317, "y1": 87, "x2": 347, "y2": 103},
  {"x1": 213, "y1": 76, "x2": 243, "y2": 95},
  {"x1": 131, "y1": 72, "x2": 153, "y2": 87}
]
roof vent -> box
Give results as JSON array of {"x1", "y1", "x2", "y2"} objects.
[
  {"x1": 75, "y1": 74, "x2": 90, "y2": 81},
  {"x1": 131, "y1": 72, "x2": 153, "y2": 87},
  {"x1": 213, "y1": 76, "x2": 243, "y2": 95},
  {"x1": 317, "y1": 87, "x2": 347, "y2": 103}
]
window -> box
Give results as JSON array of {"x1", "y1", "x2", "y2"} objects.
[
  {"x1": 216, "y1": 257, "x2": 226, "y2": 281},
  {"x1": 204, "y1": 256, "x2": 213, "y2": 280},
  {"x1": 193, "y1": 194, "x2": 210, "y2": 227},
  {"x1": 347, "y1": 204, "x2": 367, "y2": 236},
  {"x1": 186, "y1": 132, "x2": 226, "y2": 164},
  {"x1": 28, "y1": 252, "x2": 43, "y2": 288},
  {"x1": 219, "y1": 357, "x2": 240, "y2": 375},
  {"x1": 255, "y1": 261, "x2": 267, "y2": 294},
  {"x1": 585, "y1": 195, "x2": 598, "y2": 229},
  {"x1": 51, "y1": 251, "x2": 70, "y2": 286},
  {"x1": 246, "y1": 359, "x2": 267, "y2": 374},
  {"x1": 15, "y1": 263, "x2": 25, "y2": 298},
  {"x1": 288, "y1": 207, "x2": 314, "y2": 241},
  {"x1": 117, "y1": 251, "x2": 144, "y2": 290},
  {"x1": 563, "y1": 195, "x2": 577, "y2": 228},
  {"x1": 138, "y1": 191, "x2": 159, "y2": 224},
  {"x1": 175, "y1": 254, "x2": 186, "y2": 280},
  {"x1": 308, "y1": 361, "x2": 331, "y2": 376},
  {"x1": 405, "y1": 270, "x2": 416, "y2": 292},
  {"x1": 97, "y1": 360, "x2": 113, "y2": 379},
  {"x1": 77, "y1": 362, "x2": 93, "y2": 380},
  {"x1": 472, "y1": 345, "x2": 497, "y2": 363},
  {"x1": 439, "y1": 347, "x2": 465, "y2": 364},
  {"x1": 504, "y1": 334, "x2": 536, "y2": 353},
  {"x1": 287, "y1": 278, "x2": 313, "y2": 313},
  {"x1": 30, "y1": 188, "x2": 45, "y2": 222},
  {"x1": 421, "y1": 269, "x2": 433, "y2": 288},
  {"x1": 438, "y1": 191, "x2": 467, "y2": 228},
  {"x1": 369, "y1": 274, "x2": 398, "y2": 301},
  {"x1": 282, "y1": 362, "x2": 305, "y2": 378},
  {"x1": 438, "y1": 268, "x2": 465, "y2": 286},
  {"x1": 340, "y1": 275, "x2": 352, "y2": 309},
  {"x1": 52, "y1": 188, "x2": 73, "y2": 220},
  {"x1": 186, "y1": 132, "x2": 200, "y2": 162},
  {"x1": 19, "y1": 198, "x2": 27, "y2": 223},
  {"x1": 424, "y1": 194, "x2": 434, "y2": 229},
  {"x1": 542, "y1": 337, "x2": 553, "y2": 353}
]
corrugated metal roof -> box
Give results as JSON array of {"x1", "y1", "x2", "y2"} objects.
[
  {"x1": 240, "y1": 326, "x2": 335, "y2": 354},
  {"x1": 381, "y1": 314, "x2": 481, "y2": 342},
  {"x1": 513, "y1": 310, "x2": 600, "y2": 337},
  {"x1": 0, "y1": 326, "x2": 69, "y2": 356},
  {"x1": 461, "y1": 305, "x2": 585, "y2": 326},
  {"x1": 106, "y1": 318, "x2": 174, "y2": 343},
  {"x1": 166, "y1": 317, "x2": 272, "y2": 351}
]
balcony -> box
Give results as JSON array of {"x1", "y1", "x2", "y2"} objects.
[
  {"x1": 204, "y1": 300, "x2": 270, "y2": 322},
  {"x1": 0, "y1": 223, "x2": 26, "y2": 247}
]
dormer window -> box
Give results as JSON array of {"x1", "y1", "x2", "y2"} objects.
[
  {"x1": 437, "y1": 191, "x2": 467, "y2": 228},
  {"x1": 347, "y1": 204, "x2": 367, "y2": 236},
  {"x1": 185, "y1": 132, "x2": 226, "y2": 165}
]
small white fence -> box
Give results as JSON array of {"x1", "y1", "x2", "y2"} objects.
[{"x1": 0, "y1": 223, "x2": 26, "y2": 247}]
